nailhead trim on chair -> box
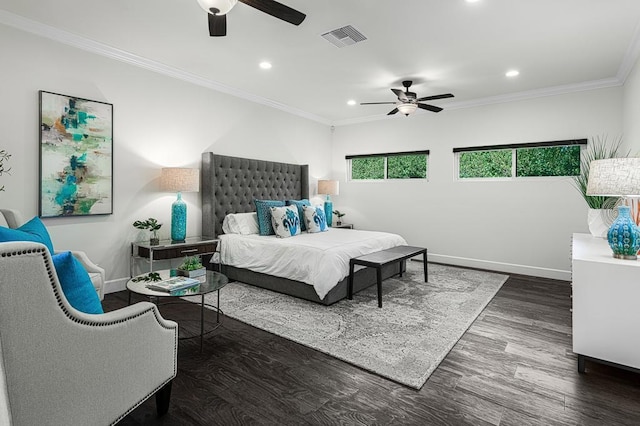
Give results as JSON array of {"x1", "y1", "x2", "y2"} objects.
[{"x1": 3, "y1": 246, "x2": 179, "y2": 424}]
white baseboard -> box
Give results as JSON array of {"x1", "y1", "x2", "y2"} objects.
[
  {"x1": 105, "y1": 278, "x2": 129, "y2": 294},
  {"x1": 427, "y1": 253, "x2": 571, "y2": 282},
  {"x1": 103, "y1": 254, "x2": 571, "y2": 295}
]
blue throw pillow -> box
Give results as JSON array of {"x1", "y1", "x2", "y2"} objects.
[
  {"x1": 302, "y1": 205, "x2": 328, "y2": 233},
  {"x1": 270, "y1": 205, "x2": 301, "y2": 238},
  {"x1": 0, "y1": 216, "x2": 55, "y2": 253},
  {"x1": 286, "y1": 199, "x2": 311, "y2": 231},
  {"x1": 254, "y1": 199, "x2": 285, "y2": 236},
  {"x1": 52, "y1": 251, "x2": 103, "y2": 315}
]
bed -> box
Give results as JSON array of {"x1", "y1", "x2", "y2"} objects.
[{"x1": 201, "y1": 153, "x2": 408, "y2": 305}]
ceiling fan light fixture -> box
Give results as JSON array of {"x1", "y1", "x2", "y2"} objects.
[
  {"x1": 397, "y1": 103, "x2": 418, "y2": 116},
  {"x1": 197, "y1": 0, "x2": 238, "y2": 15}
]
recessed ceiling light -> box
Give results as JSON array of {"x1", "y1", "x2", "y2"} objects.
[
  {"x1": 259, "y1": 61, "x2": 272, "y2": 70},
  {"x1": 466, "y1": 0, "x2": 481, "y2": 3},
  {"x1": 506, "y1": 70, "x2": 520, "y2": 77},
  {"x1": 347, "y1": 100, "x2": 356, "y2": 106}
]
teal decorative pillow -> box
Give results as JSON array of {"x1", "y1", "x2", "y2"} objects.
[
  {"x1": 254, "y1": 199, "x2": 285, "y2": 236},
  {"x1": 0, "y1": 216, "x2": 55, "y2": 253},
  {"x1": 302, "y1": 205, "x2": 328, "y2": 233},
  {"x1": 270, "y1": 205, "x2": 301, "y2": 238},
  {"x1": 286, "y1": 199, "x2": 311, "y2": 231},
  {"x1": 52, "y1": 251, "x2": 103, "y2": 314}
]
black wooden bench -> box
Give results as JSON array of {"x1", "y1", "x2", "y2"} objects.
[{"x1": 347, "y1": 245, "x2": 428, "y2": 308}]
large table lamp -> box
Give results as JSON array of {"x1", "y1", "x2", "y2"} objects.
[
  {"x1": 587, "y1": 158, "x2": 640, "y2": 259},
  {"x1": 160, "y1": 168, "x2": 200, "y2": 243},
  {"x1": 318, "y1": 179, "x2": 339, "y2": 227}
]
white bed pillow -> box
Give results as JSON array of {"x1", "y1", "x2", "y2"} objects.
[
  {"x1": 302, "y1": 205, "x2": 328, "y2": 233},
  {"x1": 222, "y1": 212, "x2": 259, "y2": 235},
  {"x1": 270, "y1": 205, "x2": 301, "y2": 238},
  {"x1": 309, "y1": 196, "x2": 325, "y2": 207}
]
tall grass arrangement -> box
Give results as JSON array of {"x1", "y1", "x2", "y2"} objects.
[
  {"x1": 0, "y1": 150, "x2": 10, "y2": 192},
  {"x1": 573, "y1": 136, "x2": 628, "y2": 209}
]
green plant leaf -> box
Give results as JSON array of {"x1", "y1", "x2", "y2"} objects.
[{"x1": 572, "y1": 135, "x2": 627, "y2": 209}]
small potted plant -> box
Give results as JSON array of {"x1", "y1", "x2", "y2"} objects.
[
  {"x1": 133, "y1": 218, "x2": 162, "y2": 245},
  {"x1": 333, "y1": 210, "x2": 346, "y2": 226},
  {"x1": 177, "y1": 255, "x2": 206, "y2": 278}
]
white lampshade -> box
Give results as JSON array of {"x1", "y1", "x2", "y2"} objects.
[
  {"x1": 160, "y1": 168, "x2": 200, "y2": 193},
  {"x1": 397, "y1": 103, "x2": 418, "y2": 116},
  {"x1": 196, "y1": 0, "x2": 238, "y2": 15},
  {"x1": 318, "y1": 179, "x2": 339, "y2": 196},
  {"x1": 586, "y1": 158, "x2": 640, "y2": 197}
]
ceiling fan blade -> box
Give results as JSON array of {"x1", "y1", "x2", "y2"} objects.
[
  {"x1": 417, "y1": 103, "x2": 443, "y2": 113},
  {"x1": 387, "y1": 108, "x2": 399, "y2": 115},
  {"x1": 208, "y1": 13, "x2": 227, "y2": 36},
  {"x1": 239, "y1": 0, "x2": 306, "y2": 25},
  {"x1": 360, "y1": 102, "x2": 397, "y2": 105},
  {"x1": 416, "y1": 93, "x2": 454, "y2": 102},
  {"x1": 391, "y1": 88, "x2": 408, "y2": 102}
]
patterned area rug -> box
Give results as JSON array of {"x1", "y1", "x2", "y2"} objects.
[{"x1": 204, "y1": 262, "x2": 508, "y2": 389}]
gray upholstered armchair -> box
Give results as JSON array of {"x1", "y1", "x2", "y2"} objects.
[
  {"x1": 0, "y1": 241, "x2": 178, "y2": 425},
  {"x1": 0, "y1": 208, "x2": 106, "y2": 299}
]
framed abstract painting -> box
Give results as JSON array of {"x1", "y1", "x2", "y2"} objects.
[{"x1": 39, "y1": 91, "x2": 113, "y2": 217}]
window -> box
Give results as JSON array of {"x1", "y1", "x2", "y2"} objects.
[
  {"x1": 351, "y1": 157, "x2": 384, "y2": 180},
  {"x1": 347, "y1": 151, "x2": 429, "y2": 180},
  {"x1": 454, "y1": 139, "x2": 586, "y2": 179},
  {"x1": 458, "y1": 150, "x2": 511, "y2": 179}
]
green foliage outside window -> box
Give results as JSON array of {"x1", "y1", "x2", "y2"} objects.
[
  {"x1": 351, "y1": 157, "x2": 385, "y2": 180},
  {"x1": 459, "y1": 145, "x2": 582, "y2": 179},
  {"x1": 387, "y1": 154, "x2": 427, "y2": 179},
  {"x1": 516, "y1": 145, "x2": 580, "y2": 177},
  {"x1": 459, "y1": 150, "x2": 511, "y2": 178},
  {"x1": 351, "y1": 153, "x2": 428, "y2": 180}
]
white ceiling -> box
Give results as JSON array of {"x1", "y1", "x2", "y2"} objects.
[{"x1": 2, "y1": 0, "x2": 640, "y2": 125}]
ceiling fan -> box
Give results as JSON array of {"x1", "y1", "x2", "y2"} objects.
[
  {"x1": 360, "y1": 81, "x2": 454, "y2": 116},
  {"x1": 196, "y1": 0, "x2": 306, "y2": 37}
]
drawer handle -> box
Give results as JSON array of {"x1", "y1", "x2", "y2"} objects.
[{"x1": 181, "y1": 249, "x2": 199, "y2": 254}]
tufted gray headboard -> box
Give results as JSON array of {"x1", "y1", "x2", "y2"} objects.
[{"x1": 201, "y1": 153, "x2": 309, "y2": 237}]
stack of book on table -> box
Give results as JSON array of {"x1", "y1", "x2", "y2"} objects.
[{"x1": 146, "y1": 276, "x2": 202, "y2": 296}]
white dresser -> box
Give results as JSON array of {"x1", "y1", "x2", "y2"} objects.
[{"x1": 572, "y1": 233, "x2": 640, "y2": 372}]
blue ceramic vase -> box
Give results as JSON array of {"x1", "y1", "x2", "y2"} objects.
[
  {"x1": 171, "y1": 192, "x2": 187, "y2": 242},
  {"x1": 324, "y1": 196, "x2": 333, "y2": 227},
  {"x1": 607, "y1": 205, "x2": 640, "y2": 260}
]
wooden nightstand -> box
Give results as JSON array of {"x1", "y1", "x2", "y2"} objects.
[
  {"x1": 130, "y1": 236, "x2": 219, "y2": 276},
  {"x1": 332, "y1": 223, "x2": 354, "y2": 229}
]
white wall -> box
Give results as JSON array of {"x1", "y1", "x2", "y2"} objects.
[
  {"x1": 332, "y1": 88, "x2": 624, "y2": 279},
  {"x1": 0, "y1": 24, "x2": 331, "y2": 290},
  {"x1": 1, "y1": 21, "x2": 632, "y2": 288},
  {"x1": 624, "y1": 55, "x2": 640, "y2": 154}
]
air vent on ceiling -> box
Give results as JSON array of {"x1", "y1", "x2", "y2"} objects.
[{"x1": 321, "y1": 25, "x2": 367, "y2": 48}]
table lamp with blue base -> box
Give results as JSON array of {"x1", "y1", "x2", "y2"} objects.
[
  {"x1": 171, "y1": 192, "x2": 187, "y2": 242},
  {"x1": 587, "y1": 158, "x2": 640, "y2": 260},
  {"x1": 318, "y1": 179, "x2": 339, "y2": 227},
  {"x1": 160, "y1": 168, "x2": 200, "y2": 243}
]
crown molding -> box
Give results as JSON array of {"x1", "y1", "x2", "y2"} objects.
[
  {"x1": 1, "y1": 9, "x2": 637, "y2": 129},
  {"x1": 332, "y1": 78, "x2": 623, "y2": 127},
  {"x1": 0, "y1": 9, "x2": 331, "y2": 126},
  {"x1": 444, "y1": 77, "x2": 623, "y2": 111},
  {"x1": 618, "y1": 18, "x2": 640, "y2": 82}
]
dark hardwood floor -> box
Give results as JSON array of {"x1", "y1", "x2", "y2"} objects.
[{"x1": 107, "y1": 272, "x2": 640, "y2": 425}]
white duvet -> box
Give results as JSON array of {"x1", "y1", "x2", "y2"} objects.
[{"x1": 219, "y1": 228, "x2": 407, "y2": 299}]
